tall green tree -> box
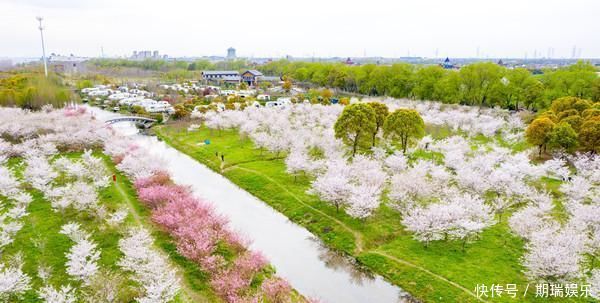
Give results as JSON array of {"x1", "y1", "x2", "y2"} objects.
[
  {"x1": 549, "y1": 122, "x2": 578, "y2": 151},
  {"x1": 542, "y1": 61, "x2": 597, "y2": 101},
  {"x1": 523, "y1": 79, "x2": 545, "y2": 110},
  {"x1": 458, "y1": 62, "x2": 504, "y2": 107},
  {"x1": 592, "y1": 78, "x2": 600, "y2": 102},
  {"x1": 525, "y1": 117, "x2": 555, "y2": 156},
  {"x1": 580, "y1": 117, "x2": 600, "y2": 153},
  {"x1": 257, "y1": 59, "x2": 598, "y2": 111},
  {"x1": 412, "y1": 65, "x2": 446, "y2": 101},
  {"x1": 367, "y1": 102, "x2": 389, "y2": 146},
  {"x1": 383, "y1": 109, "x2": 425, "y2": 153},
  {"x1": 334, "y1": 103, "x2": 377, "y2": 156},
  {"x1": 503, "y1": 68, "x2": 533, "y2": 110}
]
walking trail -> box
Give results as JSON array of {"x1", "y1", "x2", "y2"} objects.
[
  {"x1": 162, "y1": 130, "x2": 483, "y2": 302},
  {"x1": 112, "y1": 171, "x2": 210, "y2": 303},
  {"x1": 223, "y1": 160, "x2": 484, "y2": 302}
]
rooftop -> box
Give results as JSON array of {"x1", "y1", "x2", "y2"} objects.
[
  {"x1": 202, "y1": 70, "x2": 239, "y2": 75},
  {"x1": 244, "y1": 70, "x2": 263, "y2": 76}
]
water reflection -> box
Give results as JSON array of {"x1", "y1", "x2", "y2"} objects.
[{"x1": 309, "y1": 236, "x2": 374, "y2": 285}]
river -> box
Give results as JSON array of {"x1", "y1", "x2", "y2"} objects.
[{"x1": 91, "y1": 108, "x2": 413, "y2": 303}]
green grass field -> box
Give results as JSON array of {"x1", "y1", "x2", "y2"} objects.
[
  {"x1": 1, "y1": 152, "x2": 221, "y2": 303},
  {"x1": 155, "y1": 123, "x2": 591, "y2": 303}
]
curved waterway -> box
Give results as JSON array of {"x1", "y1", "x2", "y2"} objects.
[{"x1": 91, "y1": 108, "x2": 413, "y2": 303}]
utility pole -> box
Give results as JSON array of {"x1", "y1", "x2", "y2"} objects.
[{"x1": 36, "y1": 16, "x2": 48, "y2": 77}]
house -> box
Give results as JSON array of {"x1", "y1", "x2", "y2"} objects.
[
  {"x1": 201, "y1": 71, "x2": 240, "y2": 83},
  {"x1": 241, "y1": 70, "x2": 263, "y2": 86},
  {"x1": 441, "y1": 57, "x2": 457, "y2": 69},
  {"x1": 241, "y1": 70, "x2": 281, "y2": 86}
]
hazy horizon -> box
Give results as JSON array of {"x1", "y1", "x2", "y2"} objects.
[{"x1": 2, "y1": 0, "x2": 599, "y2": 59}]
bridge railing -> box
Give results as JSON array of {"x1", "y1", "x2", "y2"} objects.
[{"x1": 105, "y1": 116, "x2": 157, "y2": 124}]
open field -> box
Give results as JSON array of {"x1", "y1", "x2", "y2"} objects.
[{"x1": 156, "y1": 123, "x2": 590, "y2": 303}]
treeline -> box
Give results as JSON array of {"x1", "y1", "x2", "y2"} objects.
[
  {"x1": 90, "y1": 58, "x2": 250, "y2": 72},
  {"x1": 90, "y1": 58, "x2": 189, "y2": 71},
  {"x1": 259, "y1": 60, "x2": 600, "y2": 111},
  {"x1": 0, "y1": 72, "x2": 73, "y2": 110},
  {"x1": 526, "y1": 97, "x2": 600, "y2": 155}
]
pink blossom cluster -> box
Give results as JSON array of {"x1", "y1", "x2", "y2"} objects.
[
  {"x1": 106, "y1": 138, "x2": 287, "y2": 300},
  {"x1": 63, "y1": 106, "x2": 87, "y2": 117},
  {"x1": 138, "y1": 184, "x2": 190, "y2": 209},
  {"x1": 260, "y1": 277, "x2": 293, "y2": 303},
  {"x1": 134, "y1": 170, "x2": 294, "y2": 302},
  {"x1": 209, "y1": 251, "x2": 268, "y2": 302}
]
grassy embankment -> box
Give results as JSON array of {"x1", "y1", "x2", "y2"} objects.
[{"x1": 155, "y1": 123, "x2": 589, "y2": 303}]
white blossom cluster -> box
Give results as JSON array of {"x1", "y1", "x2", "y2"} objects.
[
  {"x1": 18, "y1": 137, "x2": 124, "y2": 224},
  {"x1": 101, "y1": 136, "x2": 166, "y2": 180},
  {"x1": 199, "y1": 103, "x2": 530, "y2": 223},
  {"x1": 0, "y1": 165, "x2": 32, "y2": 250},
  {"x1": 118, "y1": 228, "x2": 180, "y2": 303},
  {"x1": 382, "y1": 98, "x2": 522, "y2": 137},
  {"x1": 309, "y1": 155, "x2": 387, "y2": 218},
  {"x1": 0, "y1": 256, "x2": 32, "y2": 301},
  {"x1": 37, "y1": 284, "x2": 77, "y2": 303},
  {"x1": 22, "y1": 152, "x2": 106, "y2": 217},
  {"x1": 507, "y1": 153, "x2": 600, "y2": 283},
  {"x1": 401, "y1": 189, "x2": 495, "y2": 245},
  {"x1": 60, "y1": 223, "x2": 101, "y2": 284},
  {"x1": 200, "y1": 102, "x2": 599, "y2": 287},
  {"x1": 0, "y1": 106, "x2": 110, "y2": 158},
  {"x1": 53, "y1": 150, "x2": 110, "y2": 188},
  {"x1": 23, "y1": 155, "x2": 58, "y2": 192},
  {"x1": 0, "y1": 107, "x2": 176, "y2": 301}
]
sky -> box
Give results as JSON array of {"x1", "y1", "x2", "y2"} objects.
[{"x1": 1, "y1": 0, "x2": 599, "y2": 59}]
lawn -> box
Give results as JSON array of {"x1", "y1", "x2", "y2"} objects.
[
  {"x1": 1, "y1": 152, "x2": 220, "y2": 303},
  {"x1": 155, "y1": 123, "x2": 590, "y2": 303}
]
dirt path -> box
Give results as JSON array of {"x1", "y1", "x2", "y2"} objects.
[
  {"x1": 222, "y1": 163, "x2": 488, "y2": 303},
  {"x1": 370, "y1": 251, "x2": 488, "y2": 303},
  {"x1": 229, "y1": 165, "x2": 366, "y2": 253},
  {"x1": 112, "y1": 176, "x2": 210, "y2": 303},
  {"x1": 157, "y1": 130, "x2": 483, "y2": 302}
]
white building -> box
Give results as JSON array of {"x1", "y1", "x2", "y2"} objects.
[{"x1": 48, "y1": 54, "x2": 87, "y2": 74}]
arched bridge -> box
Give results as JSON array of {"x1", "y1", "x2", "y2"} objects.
[{"x1": 105, "y1": 116, "x2": 157, "y2": 128}]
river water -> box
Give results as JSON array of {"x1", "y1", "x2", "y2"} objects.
[{"x1": 91, "y1": 108, "x2": 413, "y2": 303}]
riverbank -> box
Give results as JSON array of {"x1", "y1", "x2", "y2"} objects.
[{"x1": 155, "y1": 122, "x2": 588, "y2": 303}]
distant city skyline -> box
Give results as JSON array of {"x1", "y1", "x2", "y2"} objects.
[{"x1": 1, "y1": 0, "x2": 600, "y2": 59}]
